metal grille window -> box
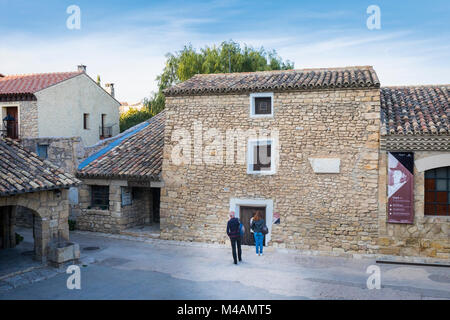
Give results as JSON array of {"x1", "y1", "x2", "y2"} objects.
[
  {"x1": 424, "y1": 167, "x2": 450, "y2": 216},
  {"x1": 254, "y1": 97, "x2": 272, "y2": 115},
  {"x1": 90, "y1": 185, "x2": 109, "y2": 209}
]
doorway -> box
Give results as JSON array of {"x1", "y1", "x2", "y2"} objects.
[
  {"x1": 239, "y1": 206, "x2": 266, "y2": 246},
  {"x1": 4, "y1": 107, "x2": 18, "y2": 139}
]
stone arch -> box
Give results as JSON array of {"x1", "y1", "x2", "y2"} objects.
[
  {"x1": 0, "y1": 204, "x2": 47, "y2": 261},
  {"x1": 415, "y1": 154, "x2": 450, "y2": 172}
]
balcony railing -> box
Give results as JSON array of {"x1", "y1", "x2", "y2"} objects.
[
  {"x1": 1, "y1": 121, "x2": 18, "y2": 139},
  {"x1": 99, "y1": 125, "x2": 113, "y2": 139}
]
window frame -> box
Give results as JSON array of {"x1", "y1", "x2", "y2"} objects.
[
  {"x1": 424, "y1": 166, "x2": 450, "y2": 216},
  {"x1": 250, "y1": 92, "x2": 274, "y2": 118},
  {"x1": 90, "y1": 185, "x2": 109, "y2": 210},
  {"x1": 36, "y1": 144, "x2": 48, "y2": 159},
  {"x1": 247, "y1": 139, "x2": 276, "y2": 175},
  {"x1": 83, "y1": 113, "x2": 90, "y2": 130}
]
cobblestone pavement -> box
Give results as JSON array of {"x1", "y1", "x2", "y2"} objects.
[{"x1": 0, "y1": 229, "x2": 449, "y2": 299}]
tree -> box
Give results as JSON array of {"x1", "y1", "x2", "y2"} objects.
[{"x1": 120, "y1": 40, "x2": 294, "y2": 131}]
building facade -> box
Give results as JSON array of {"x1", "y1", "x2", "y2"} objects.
[
  {"x1": 378, "y1": 86, "x2": 449, "y2": 259},
  {"x1": 75, "y1": 112, "x2": 165, "y2": 234},
  {"x1": 158, "y1": 67, "x2": 449, "y2": 260},
  {"x1": 160, "y1": 67, "x2": 382, "y2": 254},
  {"x1": 0, "y1": 65, "x2": 120, "y2": 149}
]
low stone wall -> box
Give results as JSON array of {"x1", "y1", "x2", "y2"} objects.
[{"x1": 378, "y1": 151, "x2": 450, "y2": 259}]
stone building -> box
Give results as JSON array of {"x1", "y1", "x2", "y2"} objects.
[
  {"x1": 74, "y1": 112, "x2": 165, "y2": 234},
  {"x1": 378, "y1": 86, "x2": 449, "y2": 259},
  {"x1": 161, "y1": 66, "x2": 382, "y2": 253},
  {"x1": 159, "y1": 66, "x2": 449, "y2": 259},
  {"x1": 0, "y1": 138, "x2": 80, "y2": 262}
]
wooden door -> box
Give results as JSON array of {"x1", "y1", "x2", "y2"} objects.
[
  {"x1": 239, "y1": 206, "x2": 266, "y2": 245},
  {"x1": 6, "y1": 107, "x2": 18, "y2": 139}
]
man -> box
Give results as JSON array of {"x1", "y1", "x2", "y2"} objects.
[{"x1": 226, "y1": 211, "x2": 242, "y2": 265}]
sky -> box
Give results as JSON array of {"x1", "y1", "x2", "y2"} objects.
[{"x1": 0, "y1": 0, "x2": 449, "y2": 102}]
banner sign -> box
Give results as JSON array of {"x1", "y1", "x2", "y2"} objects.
[{"x1": 387, "y1": 152, "x2": 414, "y2": 224}]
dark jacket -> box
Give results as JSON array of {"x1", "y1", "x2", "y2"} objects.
[
  {"x1": 251, "y1": 219, "x2": 265, "y2": 233},
  {"x1": 227, "y1": 217, "x2": 240, "y2": 239}
]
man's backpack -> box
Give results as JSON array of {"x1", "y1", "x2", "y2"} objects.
[{"x1": 239, "y1": 223, "x2": 245, "y2": 237}]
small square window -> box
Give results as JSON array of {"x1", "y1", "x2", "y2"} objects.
[
  {"x1": 250, "y1": 93, "x2": 274, "y2": 117},
  {"x1": 255, "y1": 97, "x2": 272, "y2": 115},
  {"x1": 36, "y1": 144, "x2": 48, "y2": 159}
]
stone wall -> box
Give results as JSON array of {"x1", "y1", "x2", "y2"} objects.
[
  {"x1": 378, "y1": 151, "x2": 450, "y2": 259},
  {"x1": 0, "y1": 189, "x2": 70, "y2": 261},
  {"x1": 74, "y1": 179, "x2": 154, "y2": 233},
  {"x1": 0, "y1": 100, "x2": 38, "y2": 138},
  {"x1": 21, "y1": 137, "x2": 85, "y2": 174},
  {"x1": 161, "y1": 88, "x2": 381, "y2": 254},
  {"x1": 121, "y1": 187, "x2": 153, "y2": 228}
]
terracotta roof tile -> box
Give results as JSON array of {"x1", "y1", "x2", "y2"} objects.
[
  {"x1": 0, "y1": 72, "x2": 82, "y2": 95},
  {"x1": 381, "y1": 85, "x2": 450, "y2": 135},
  {"x1": 163, "y1": 66, "x2": 380, "y2": 96},
  {"x1": 77, "y1": 111, "x2": 165, "y2": 180},
  {"x1": 0, "y1": 138, "x2": 80, "y2": 196}
]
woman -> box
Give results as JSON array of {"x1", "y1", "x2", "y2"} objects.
[{"x1": 250, "y1": 210, "x2": 265, "y2": 256}]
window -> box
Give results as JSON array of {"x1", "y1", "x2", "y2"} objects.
[
  {"x1": 250, "y1": 93, "x2": 273, "y2": 117},
  {"x1": 424, "y1": 167, "x2": 450, "y2": 216},
  {"x1": 247, "y1": 139, "x2": 275, "y2": 175},
  {"x1": 90, "y1": 185, "x2": 109, "y2": 209},
  {"x1": 36, "y1": 144, "x2": 48, "y2": 159},
  {"x1": 83, "y1": 113, "x2": 89, "y2": 130}
]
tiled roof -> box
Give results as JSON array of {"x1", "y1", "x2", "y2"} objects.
[
  {"x1": 0, "y1": 72, "x2": 82, "y2": 96},
  {"x1": 0, "y1": 138, "x2": 80, "y2": 196},
  {"x1": 163, "y1": 66, "x2": 380, "y2": 96},
  {"x1": 77, "y1": 111, "x2": 165, "y2": 181},
  {"x1": 381, "y1": 85, "x2": 450, "y2": 135}
]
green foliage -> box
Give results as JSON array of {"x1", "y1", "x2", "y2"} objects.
[
  {"x1": 120, "y1": 40, "x2": 294, "y2": 132},
  {"x1": 149, "y1": 40, "x2": 293, "y2": 115},
  {"x1": 68, "y1": 219, "x2": 76, "y2": 231},
  {"x1": 15, "y1": 232, "x2": 24, "y2": 245},
  {"x1": 119, "y1": 107, "x2": 153, "y2": 132}
]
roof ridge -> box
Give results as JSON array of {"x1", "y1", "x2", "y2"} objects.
[
  {"x1": 382, "y1": 84, "x2": 450, "y2": 89},
  {"x1": 193, "y1": 65, "x2": 375, "y2": 77},
  {"x1": 0, "y1": 71, "x2": 82, "y2": 79}
]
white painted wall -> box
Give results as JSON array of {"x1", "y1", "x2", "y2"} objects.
[{"x1": 35, "y1": 74, "x2": 120, "y2": 146}]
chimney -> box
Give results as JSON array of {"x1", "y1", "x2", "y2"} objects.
[
  {"x1": 77, "y1": 64, "x2": 86, "y2": 72},
  {"x1": 105, "y1": 83, "x2": 115, "y2": 98}
]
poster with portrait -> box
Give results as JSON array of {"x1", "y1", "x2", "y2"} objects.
[{"x1": 387, "y1": 152, "x2": 414, "y2": 224}]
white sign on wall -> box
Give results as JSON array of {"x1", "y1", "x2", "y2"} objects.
[
  {"x1": 121, "y1": 187, "x2": 132, "y2": 206},
  {"x1": 308, "y1": 158, "x2": 341, "y2": 174}
]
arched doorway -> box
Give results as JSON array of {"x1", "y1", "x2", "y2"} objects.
[{"x1": 0, "y1": 205, "x2": 45, "y2": 276}]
